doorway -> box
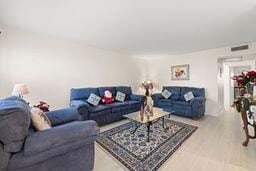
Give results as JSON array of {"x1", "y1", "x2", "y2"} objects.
[{"x1": 218, "y1": 56, "x2": 256, "y2": 110}]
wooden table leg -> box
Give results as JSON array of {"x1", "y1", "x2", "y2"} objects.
[
  {"x1": 252, "y1": 121, "x2": 256, "y2": 138},
  {"x1": 241, "y1": 108, "x2": 249, "y2": 146}
]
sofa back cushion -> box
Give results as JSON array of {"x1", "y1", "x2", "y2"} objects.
[
  {"x1": 162, "y1": 86, "x2": 181, "y2": 100},
  {"x1": 98, "y1": 87, "x2": 116, "y2": 98},
  {"x1": 115, "y1": 86, "x2": 132, "y2": 100},
  {"x1": 70, "y1": 88, "x2": 99, "y2": 101},
  {"x1": 180, "y1": 87, "x2": 205, "y2": 101}
]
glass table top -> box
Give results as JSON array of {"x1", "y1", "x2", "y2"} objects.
[{"x1": 123, "y1": 107, "x2": 174, "y2": 124}]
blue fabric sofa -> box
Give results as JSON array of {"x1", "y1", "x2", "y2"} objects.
[
  {"x1": 70, "y1": 86, "x2": 146, "y2": 126},
  {"x1": 0, "y1": 96, "x2": 99, "y2": 171},
  {"x1": 152, "y1": 86, "x2": 206, "y2": 118}
]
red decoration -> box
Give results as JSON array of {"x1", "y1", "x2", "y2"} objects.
[
  {"x1": 34, "y1": 101, "x2": 50, "y2": 112},
  {"x1": 231, "y1": 70, "x2": 256, "y2": 89},
  {"x1": 102, "y1": 90, "x2": 114, "y2": 104}
]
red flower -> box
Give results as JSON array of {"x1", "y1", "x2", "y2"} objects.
[{"x1": 247, "y1": 71, "x2": 256, "y2": 77}]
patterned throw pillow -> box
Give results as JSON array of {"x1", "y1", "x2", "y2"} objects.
[
  {"x1": 30, "y1": 107, "x2": 51, "y2": 131},
  {"x1": 87, "y1": 93, "x2": 101, "y2": 106},
  {"x1": 115, "y1": 91, "x2": 126, "y2": 102},
  {"x1": 162, "y1": 89, "x2": 172, "y2": 99},
  {"x1": 184, "y1": 91, "x2": 195, "y2": 101}
]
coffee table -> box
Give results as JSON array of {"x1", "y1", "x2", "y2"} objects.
[{"x1": 123, "y1": 108, "x2": 174, "y2": 142}]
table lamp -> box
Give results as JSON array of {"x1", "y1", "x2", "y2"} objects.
[{"x1": 12, "y1": 84, "x2": 29, "y2": 98}]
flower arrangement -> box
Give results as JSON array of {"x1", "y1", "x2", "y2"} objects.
[
  {"x1": 231, "y1": 70, "x2": 256, "y2": 112},
  {"x1": 232, "y1": 71, "x2": 256, "y2": 88},
  {"x1": 141, "y1": 81, "x2": 153, "y2": 96}
]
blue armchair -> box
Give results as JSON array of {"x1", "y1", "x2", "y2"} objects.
[
  {"x1": 152, "y1": 86, "x2": 206, "y2": 118},
  {"x1": 70, "y1": 86, "x2": 146, "y2": 126},
  {"x1": 0, "y1": 96, "x2": 99, "y2": 171}
]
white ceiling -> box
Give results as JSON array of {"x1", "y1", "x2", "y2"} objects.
[{"x1": 1, "y1": 0, "x2": 256, "y2": 56}]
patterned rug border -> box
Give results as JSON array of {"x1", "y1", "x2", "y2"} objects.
[
  {"x1": 96, "y1": 119, "x2": 198, "y2": 171},
  {"x1": 153, "y1": 125, "x2": 197, "y2": 170}
]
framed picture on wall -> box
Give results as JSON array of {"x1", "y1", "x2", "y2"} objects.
[{"x1": 171, "y1": 64, "x2": 190, "y2": 80}]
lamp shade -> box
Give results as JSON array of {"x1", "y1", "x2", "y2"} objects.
[{"x1": 12, "y1": 84, "x2": 29, "y2": 96}]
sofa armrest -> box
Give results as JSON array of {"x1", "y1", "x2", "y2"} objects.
[
  {"x1": 130, "y1": 94, "x2": 146, "y2": 104},
  {"x1": 151, "y1": 93, "x2": 163, "y2": 101},
  {"x1": 69, "y1": 100, "x2": 91, "y2": 120},
  {"x1": 70, "y1": 100, "x2": 91, "y2": 110},
  {"x1": 24, "y1": 121, "x2": 99, "y2": 157},
  {"x1": 45, "y1": 108, "x2": 81, "y2": 126}
]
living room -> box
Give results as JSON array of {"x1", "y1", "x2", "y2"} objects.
[{"x1": 1, "y1": 1, "x2": 256, "y2": 171}]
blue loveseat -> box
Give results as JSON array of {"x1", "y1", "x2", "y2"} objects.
[
  {"x1": 70, "y1": 86, "x2": 146, "y2": 126},
  {"x1": 152, "y1": 86, "x2": 206, "y2": 118},
  {"x1": 0, "y1": 96, "x2": 99, "y2": 171}
]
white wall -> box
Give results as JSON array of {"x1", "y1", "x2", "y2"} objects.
[
  {"x1": 1, "y1": 29, "x2": 256, "y2": 116},
  {"x1": 146, "y1": 43, "x2": 256, "y2": 116},
  {"x1": 0, "y1": 29, "x2": 147, "y2": 109}
]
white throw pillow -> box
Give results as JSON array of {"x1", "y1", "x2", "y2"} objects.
[
  {"x1": 184, "y1": 91, "x2": 195, "y2": 101},
  {"x1": 30, "y1": 107, "x2": 51, "y2": 131},
  {"x1": 115, "y1": 91, "x2": 126, "y2": 102},
  {"x1": 87, "y1": 93, "x2": 101, "y2": 106},
  {"x1": 162, "y1": 89, "x2": 172, "y2": 99}
]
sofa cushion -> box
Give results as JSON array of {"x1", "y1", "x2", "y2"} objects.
[
  {"x1": 90, "y1": 109, "x2": 112, "y2": 118},
  {"x1": 125, "y1": 100, "x2": 141, "y2": 110},
  {"x1": 107, "y1": 102, "x2": 129, "y2": 112},
  {"x1": 180, "y1": 87, "x2": 205, "y2": 101},
  {"x1": 98, "y1": 87, "x2": 116, "y2": 98},
  {"x1": 107, "y1": 102, "x2": 128, "y2": 107},
  {"x1": 157, "y1": 99, "x2": 173, "y2": 107},
  {"x1": 157, "y1": 99, "x2": 173, "y2": 104},
  {"x1": 89, "y1": 105, "x2": 112, "y2": 113},
  {"x1": 70, "y1": 88, "x2": 99, "y2": 101},
  {"x1": 115, "y1": 86, "x2": 132, "y2": 100},
  {"x1": 173, "y1": 101, "x2": 191, "y2": 106},
  {"x1": 162, "y1": 86, "x2": 181, "y2": 100}
]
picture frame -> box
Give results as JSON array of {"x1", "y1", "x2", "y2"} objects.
[{"x1": 171, "y1": 64, "x2": 190, "y2": 80}]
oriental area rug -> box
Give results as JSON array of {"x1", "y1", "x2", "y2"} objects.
[{"x1": 96, "y1": 119, "x2": 197, "y2": 171}]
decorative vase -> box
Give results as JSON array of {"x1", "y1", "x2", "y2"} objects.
[
  {"x1": 145, "y1": 88, "x2": 149, "y2": 96},
  {"x1": 145, "y1": 104, "x2": 153, "y2": 116},
  {"x1": 247, "y1": 84, "x2": 254, "y2": 96}
]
